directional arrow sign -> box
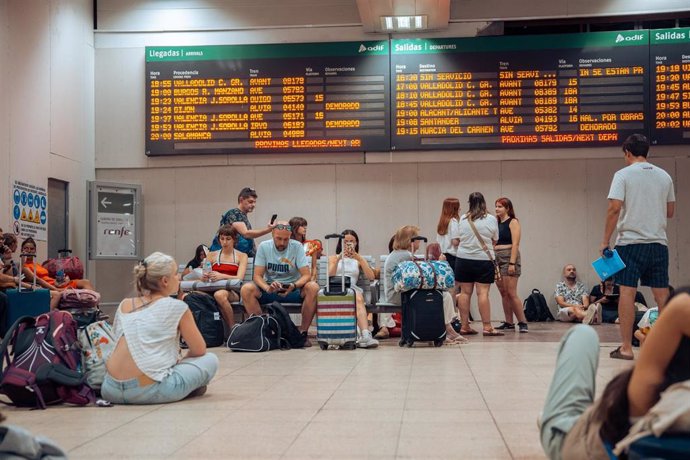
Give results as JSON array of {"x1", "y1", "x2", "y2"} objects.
[{"x1": 97, "y1": 192, "x2": 134, "y2": 214}]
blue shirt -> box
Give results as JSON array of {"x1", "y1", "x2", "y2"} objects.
[{"x1": 254, "y1": 239, "x2": 308, "y2": 284}]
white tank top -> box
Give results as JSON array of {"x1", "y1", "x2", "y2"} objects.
[
  {"x1": 335, "y1": 257, "x2": 361, "y2": 292},
  {"x1": 112, "y1": 296, "x2": 188, "y2": 381}
]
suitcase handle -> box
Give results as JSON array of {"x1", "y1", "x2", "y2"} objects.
[
  {"x1": 324, "y1": 233, "x2": 347, "y2": 293},
  {"x1": 411, "y1": 236, "x2": 427, "y2": 243}
]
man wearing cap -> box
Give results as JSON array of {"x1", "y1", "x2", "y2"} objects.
[
  {"x1": 210, "y1": 187, "x2": 274, "y2": 257},
  {"x1": 240, "y1": 221, "x2": 319, "y2": 346}
]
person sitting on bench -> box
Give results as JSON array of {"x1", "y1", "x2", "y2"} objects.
[
  {"x1": 205, "y1": 225, "x2": 247, "y2": 329},
  {"x1": 240, "y1": 221, "x2": 319, "y2": 347},
  {"x1": 20, "y1": 238, "x2": 95, "y2": 291}
]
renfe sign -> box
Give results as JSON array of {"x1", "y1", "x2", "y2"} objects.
[{"x1": 88, "y1": 182, "x2": 141, "y2": 259}]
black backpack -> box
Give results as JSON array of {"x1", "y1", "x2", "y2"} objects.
[
  {"x1": 183, "y1": 292, "x2": 225, "y2": 347},
  {"x1": 265, "y1": 301, "x2": 306, "y2": 349},
  {"x1": 523, "y1": 289, "x2": 554, "y2": 322}
]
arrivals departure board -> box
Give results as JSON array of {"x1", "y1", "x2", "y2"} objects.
[
  {"x1": 391, "y1": 31, "x2": 650, "y2": 150},
  {"x1": 145, "y1": 42, "x2": 390, "y2": 155},
  {"x1": 650, "y1": 27, "x2": 690, "y2": 145}
]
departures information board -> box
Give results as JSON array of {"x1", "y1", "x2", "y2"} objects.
[
  {"x1": 391, "y1": 31, "x2": 650, "y2": 150},
  {"x1": 145, "y1": 42, "x2": 390, "y2": 155},
  {"x1": 650, "y1": 28, "x2": 690, "y2": 145}
]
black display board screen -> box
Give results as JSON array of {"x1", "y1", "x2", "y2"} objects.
[
  {"x1": 390, "y1": 31, "x2": 650, "y2": 150},
  {"x1": 145, "y1": 41, "x2": 390, "y2": 155},
  {"x1": 650, "y1": 28, "x2": 690, "y2": 145}
]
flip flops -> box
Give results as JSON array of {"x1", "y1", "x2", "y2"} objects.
[
  {"x1": 482, "y1": 328, "x2": 505, "y2": 337},
  {"x1": 610, "y1": 346, "x2": 634, "y2": 360}
]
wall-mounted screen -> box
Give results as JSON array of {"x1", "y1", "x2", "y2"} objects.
[
  {"x1": 145, "y1": 41, "x2": 391, "y2": 155},
  {"x1": 650, "y1": 27, "x2": 690, "y2": 145},
  {"x1": 390, "y1": 31, "x2": 650, "y2": 150}
]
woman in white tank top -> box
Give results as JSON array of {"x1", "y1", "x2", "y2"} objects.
[
  {"x1": 327, "y1": 230, "x2": 379, "y2": 348},
  {"x1": 102, "y1": 252, "x2": 219, "y2": 405}
]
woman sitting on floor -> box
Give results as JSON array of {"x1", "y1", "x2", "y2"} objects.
[
  {"x1": 102, "y1": 252, "x2": 218, "y2": 405},
  {"x1": 540, "y1": 287, "x2": 690, "y2": 459}
]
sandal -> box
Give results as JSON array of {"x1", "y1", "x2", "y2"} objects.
[
  {"x1": 445, "y1": 331, "x2": 469, "y2": 344},
  {"x1": 459, "y1": 328, "x2": 478, "y2": 335},
  {"x1": 609, "y1": 346, "x2": 633, "y2": 361},
  {"x1": 482, "y1": 328, "x2": 505, "y2": 337},
  {"x1": 444, "y1": 337, "x2": 467, "y2": 346}
]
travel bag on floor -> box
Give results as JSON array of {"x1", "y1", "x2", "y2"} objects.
[
  {"x1": 399, "y1": 237, "x2": 446, "y2": 347},
  {"x1": 183, "y1": 292, "x2": 225, "y2": 347},
  {"x1": 226, "y1": 314, "x2": 281, "y2": 352},
  {"x1": 316, "y1": 233, "x2": 357, "y2": 350},
  {"x1": 2, "y1": 252, "x2": 50, "y2": 337}
]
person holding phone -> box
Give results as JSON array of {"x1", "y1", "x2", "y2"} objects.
[
  {"x1": 210, "y1": 187, "x2": 275, "y2": 257},
  {"x1": 327, "y1": 229, "x2": 378, "y2": 348},
  {"x1": 589, "y1": 278, "x2": 647, "y2": 324},
  {"x1": 240, "y1": 221, "x2": 320, "y2": 347}
]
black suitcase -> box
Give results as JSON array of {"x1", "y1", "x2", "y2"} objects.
[{"x1": 398, "y1": 236, "x2": 446, "y2": 348}]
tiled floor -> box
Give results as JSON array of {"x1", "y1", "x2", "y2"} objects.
[{"x1": 2, "y1": 322, "x2": 635, "y2": 459}]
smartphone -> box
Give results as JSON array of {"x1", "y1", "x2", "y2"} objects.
[{"x1": 270, "y1": 214, "x2": 277, "y2": 225}]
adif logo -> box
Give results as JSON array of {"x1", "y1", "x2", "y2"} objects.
[
  {"x1": 358, "y1": 43, "x2": 384, "y2": 53},
  {"x1": 615, "y1": 33, "x2": 644, "y2": 43}
]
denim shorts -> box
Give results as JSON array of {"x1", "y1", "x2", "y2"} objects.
[
  {"x1": 101, "y1": 353, "x2": 219, "y2": 405},
  {"x1": 258, "y1": 288, "x2": 302, "y2": 304},
  {"x1": 614, "y1": 243, "x2": 669, "y2": 288}
]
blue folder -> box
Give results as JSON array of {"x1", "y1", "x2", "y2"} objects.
[{"x1": 592, "y1": 249, "x2": 626, "y2": 281}]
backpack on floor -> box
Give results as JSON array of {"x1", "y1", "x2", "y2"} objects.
[
  {"x1": 265, "y1": 301, "x2": 306, "y2": 349},
  {"x1": 226, "y1": 314, "x2": 281, "y2": 352},
  {"x1": 78, "y1": 320, "x2": 116, "y2": 390},
  {"x1": 183, "y1": 292, "x2": 225, "y2": 347},
  {"x1": 0, "y1": 311, "x2": 95, "y2": 409},
  {"x1": 523, "y1": 289, "x2": 554, "y2": 322}
]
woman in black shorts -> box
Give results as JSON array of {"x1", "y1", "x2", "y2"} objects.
[
  {"x1": 455, "y1": 192, "x2": 503, "y2": 336},
  {"x1": 494, "y1": 197, "x2": 529, "y2": 333}
]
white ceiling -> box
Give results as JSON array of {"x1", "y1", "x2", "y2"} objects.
[{"x1": 356, "y1": 0, "x2": 451, "y2": 32}]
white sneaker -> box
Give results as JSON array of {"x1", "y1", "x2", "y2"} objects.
[
  {"x1": 357, "y1": 330, "x2": 379, "y2": 348},
  {"x1": 583, "y1": 304, "x2": 598, "y2": 325}
]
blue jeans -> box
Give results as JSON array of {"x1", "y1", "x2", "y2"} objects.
[{"x1": 101, "y1": 353, "x2": 219, "y2": 405}]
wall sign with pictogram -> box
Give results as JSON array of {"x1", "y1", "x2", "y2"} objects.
[{"x1": 12, "y1": 180, "x2": 47, "y2": 241}]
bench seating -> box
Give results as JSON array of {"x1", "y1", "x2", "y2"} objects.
[{"x1": 180, "y1": 255, "x2": 403, "y2": 315}]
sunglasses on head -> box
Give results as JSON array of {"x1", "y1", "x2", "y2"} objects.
[{"x1": 274, "y1": 224, "x2": 292, "y2": 231}]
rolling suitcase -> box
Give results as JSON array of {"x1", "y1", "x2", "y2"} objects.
[
  {"x1": 399, "y1": 236, "x2": 446, "y2": 347},
  {"x1": 316, "y1": 233, "x2": 357, "y2": 350},
  {"x1": 2, "y1": 252, "x2": 51, "y2": 336}
]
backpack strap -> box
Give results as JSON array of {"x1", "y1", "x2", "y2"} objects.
[{"x1": 0, "y1": 316, "x2": 36, "y2": 369}]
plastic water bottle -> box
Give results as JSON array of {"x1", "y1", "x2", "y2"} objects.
[
  {"x1": 55, "y1": 258, "x2": 65, "y2": 284},
  {"x1": 202, "y1": 259, "x2": 212, "y2": 277}
]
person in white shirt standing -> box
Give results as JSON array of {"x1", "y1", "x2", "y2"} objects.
[
  {"x1": 601, "y1": 134, "x2": 675, "y2": 360},
  {"x1": 453, "y1": 192, "x2": 502, "y2": 336}
]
